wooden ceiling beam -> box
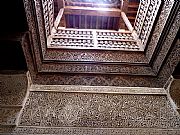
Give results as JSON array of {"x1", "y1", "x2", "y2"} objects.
[
  {"x1": 64, "y1": 6, "x2": 121, "y2": 17},
  {"x1": 65, "y1": 1, "x2": 119, "y2": 8},
  {"x1": 121, "y1": 12, "x2": 133, "y2": 32},
  {"x1": 54, "y1": 8, "x2": 64, "y2": 29}
]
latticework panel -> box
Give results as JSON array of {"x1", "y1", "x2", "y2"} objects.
[
  {"x1": 48, "y1": 0, "x2": 54, "y2": 31},
  {"x1": 42, "y1": 0, "x2": 54, "y2": 37},
  {"x1": 53, "y1": 29, "x2": 93, "y2": 39},
  {"x1": 134, "y1": 0, "x2": 150, "y2": 36},
  {"x1": 97, "y1": 40, "x2": 139, "y2": 50},
  {"x1": 50, "y1": 38, "x2": 94, "y2": 48},
  {"x1": 139, "y1": 0, "x2": 161, "y2": 45},
  {"x1": 49, "y1": 29, "x2": 140, "y2": 51},
  {"x1": 134, "y1": 0, "x2": 161, "y2": 47},
  {"x1": 96, "y1": 31, "x2": 134, "y2": 40}
]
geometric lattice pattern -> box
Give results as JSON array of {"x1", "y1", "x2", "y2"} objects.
[
  {"x1": 42, "y1": 0, "x2": 54, "y2": 37},
  {"x1": 50, "y1": 29, "x2": 140, "y2": 50},
  {"x1": 134, "y1": 0, "x2": 162, "y2": 47}
]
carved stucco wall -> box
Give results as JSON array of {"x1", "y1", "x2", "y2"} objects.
[{"x1": 21, "y1": 0, "x2": 180, "y2": 87}]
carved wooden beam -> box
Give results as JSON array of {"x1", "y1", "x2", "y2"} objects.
[
  {"x1": 64, "y1": 6, "x2": 121, "y2": 17},
  {"x1": 121, "y1": 12, "x2": 133, "y2": 32},
  {"x1": 54, "y1": 8, "x2": 64, "y2": 29},
  {"x1": 65, "y1": 1, "x2": 119, "y2": 8}
]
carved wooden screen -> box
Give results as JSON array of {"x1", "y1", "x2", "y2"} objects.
[
  {"x1": 39, "y1": 0, "x2": 162, "y2": 51},
  {"x1": 134, "y1": 0, "x2": 161, "y2": 48},
  {"x1": 134, "y1": 0, "x2": 150, "y2": 36},
  {"x1": 49, "y1": 29, "x2": 140, "y2": 50},
  {"x1": 42, "y1": 0, "x2": 54, "y2": 37}
]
